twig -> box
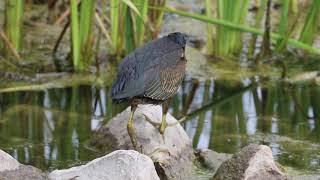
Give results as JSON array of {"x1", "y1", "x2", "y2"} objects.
[
  {"x1": 54, "y1": 0, "x2": 80, "y2": 25},
  {"x1": 0, "y1": 29, "x2": 21, "y2": 61},
  {"x1": 54, "y1": 6, "x2": 71, "y2": 25},
  {"x1": 53, "y1": 19, "x2": 70, "y2": 54},
  {"x1": 95, "y1": 11, "x2": 113, "y2": 48}
]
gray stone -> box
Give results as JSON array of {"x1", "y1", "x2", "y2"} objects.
[
  {"x1": 0, "y1": 165, "x2": 47, "y2": 180},
  {"x1": 91, "y1": 105, "x2": 195, "y2": 180},
  {"x1": 0, "y1": 149, "x2": 20, "y2": 172},
  {"x1": 213, "y1": 144, "x2": 288, "y2": 180},
  {"x1": 49, "y1": 150, "x2": 159, "y2": 180},
  {"x1": 196, "y1": 149, "x2": 232, "y2": 173},
  {"x1": 0, "y1": 150, "x2": 46, "y2": 180}
]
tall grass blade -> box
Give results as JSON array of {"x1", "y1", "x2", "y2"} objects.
[
  {"x1": 122, "y1": 0, "x2": 141, "y2": 16},
  {"x1": 79, "y1": 0, "x2": 95, "y2": 69},
  {"x1": 290, "y1": 0, "x2": 298, "y2": 14},
  {"x1": 205, "y1": 0, "x2": 214, "y2": 54},
  {"x1": 299, "y1": 0, "x2": 320, "y2": 45},
  {"x1": 70, "y1": 0, "x2": 80, "y2": 70},
  {"x1": 157, "y1": 7, "x2": 320, "y2": 55},
  {"x1": 4, "y1": 0, "x2": 24, "y2": 54},
  {"x1": 276, "y1": 0, "x2": 290, "y2": 50},
  {"x1": 110, "y1": 0, "x2": 120, "y2": 54},
  {"x1": 134, "y1": 0, "x2": 148, "y2": 47},
  {"x1": 215, "y1": 0, "x2": 250, "y2": 56},
  {"x1": 123, "y1": 6, "x2": 135, "y2": 54}
]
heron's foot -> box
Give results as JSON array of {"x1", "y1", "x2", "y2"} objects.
[
  {"x1": 147, "y1": 147, "x2": 170, "y2": 163},
  {"x1": 143, "y1": 114, "x2": 187, "y2": 128},
  {"x1": 143, "y1": 114, "x2": 161, "y2": 128}
]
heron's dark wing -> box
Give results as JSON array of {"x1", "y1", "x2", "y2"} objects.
[{"x1": 110, "y1": 51, "x2": 146, "y2": 100}]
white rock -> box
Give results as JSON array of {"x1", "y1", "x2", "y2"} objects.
[
  {"x1": 213, "y1": 144, "x2": 288, "y2": 180},
  {"x1": 0, "y1": 149, "x2": 20, "y2": 172},
  {"x1": 48, "y1": 150, "x2": 159, "y2": 180},
  {"x1": 92, "y1": 105, "x2": 195, "y2": 179},
  {"x1": 0, "y1": 149, "x2": 46, "y2": 180}
]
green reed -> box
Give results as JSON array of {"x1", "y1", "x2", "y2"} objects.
[
  {"x1": 70, "y1": 0, "x2": 95, "y2": 71},
  {"x1": 160, "y1": 6, "x2": 320, "y2": 55},
  {"x1": 109, "y1": 0, "x2": 156, "y2": 55},
  {"x1": 215, "y1": 0, "x2": 250, "y2": 56},
  {"x1": 4, "y1": 0, "x2": 24, "y2": 54},
  {"x1": 79, "y1": 0, "x2": 95, "y2": 67},
  {"x1": 123, "y1": 5, "x2": 135, "y2": 54},
  {"x1": 275, "y1": 0, "x2": 290, "y2": 50},
  {"x1": 205, "y1": 0, "x2": 214, "y2": 54},
  {"x1": 110, "y1": 0, "x2": 120, "y2": 55},
  {"x1": 134, "y1": 0, "x2": 148, "y2": 47},
  {"x1": 70, "y1": 0, "x2": 80, "y2": 70},
  {"x1": 299, "y1": 0, "x2": 320, "y2": 45}
]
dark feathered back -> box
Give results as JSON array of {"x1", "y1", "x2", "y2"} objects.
[{"x1": 110, "y1": 32, "x2": 187, "y2": 102}]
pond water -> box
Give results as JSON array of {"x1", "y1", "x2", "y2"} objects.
[{"x1": 0, "y1": 75, "x2": 319, "y2": 174}]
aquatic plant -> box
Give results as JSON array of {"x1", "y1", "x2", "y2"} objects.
[
  {"x1": 215, "y1": 0, "x2": 250, "y2": 56},
  {"x1": 4, "y1": 0, "x2": 24, "y2": 55},
  {"x1": 70, "y1": 0, "x2": 95, "y2": 71},
  {"x1": 275, "y1": 0, "x2": 290, "y2": 50},
  {"x1": 299, "y1": 0, "x2": 320, "y2": 45},
  {"x1": 110, "y1": 0, "x2": 165, "y2": 55},
  {"x1": 1, "y1": 0, "x2": 320, "y2": 67},
  {"x1": 205, "y1": 0, "x2": 214, "y2": 54},
  {"x1": 160, "y1": 7, "x2": 320, "y2": 55}
]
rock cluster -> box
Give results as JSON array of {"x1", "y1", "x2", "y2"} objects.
[{"x1": 0, "y1": 106, "x2": 292, "y2": 180}]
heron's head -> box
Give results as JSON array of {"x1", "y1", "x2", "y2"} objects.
[{"x1": 168, "y1": 32, "x2": 188, "y2": 47}]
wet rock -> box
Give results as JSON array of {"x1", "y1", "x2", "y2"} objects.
[
  {"x1": 49, "y1": 150, "x2": 159, "y2": 180},
  {"x1": 196, "y1": 149, "x2": 232, "y2": 174},
  {"x1": 0, "y1": 149, "x2": 46, "y2": 180},
  {"x1": 212, "y1": 144, "x2": 288, "y2": 180},
  {"x1": 91, "y1": 105, "x2": 195, "y2": 180}
]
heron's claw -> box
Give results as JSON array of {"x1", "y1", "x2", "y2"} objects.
[
  {"x1": 143, "y1": 114, "x2": 186, "y2": 128},
  {"x1": 143, "y1": 114, "x2": 160, "y2": 128},
  {"x1": 147, "y1": 147, "x2": 170, "y2": 163}
]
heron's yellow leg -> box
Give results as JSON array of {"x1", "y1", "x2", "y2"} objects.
[{"x1": 127, "y1": 105, "x2": 139, "y2": 151}]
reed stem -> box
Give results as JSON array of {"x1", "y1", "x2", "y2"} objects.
[
  {"x1": 70, "y1": 0, "x2": 80, "y2": 70},
  {"x1": 4, "y1": 0, "x2": 24, "y2": 54}
]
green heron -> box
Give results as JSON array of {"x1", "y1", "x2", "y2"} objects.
[{"x1": 110, "y1": 32, "x2": 187, "y2": 151}]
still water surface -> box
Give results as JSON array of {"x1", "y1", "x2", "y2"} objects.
[{"x1": 0, "y1": 77, "x2": 319, "y2": 173}]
